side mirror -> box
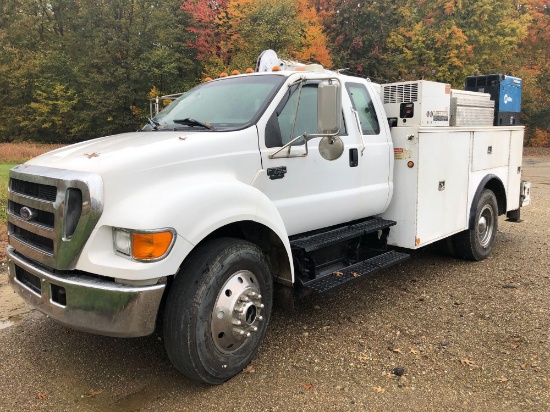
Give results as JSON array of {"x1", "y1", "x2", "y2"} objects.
[{"x1": 317, "y1": 80, "x2": 341, "y2": 135}]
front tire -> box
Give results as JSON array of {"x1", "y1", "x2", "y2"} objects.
[
  {"x1": 163, "y1": 238, "x2": 273, "y2": 384},
  {"x1": 454, "y1": 189, "x2": 499, "y2": 261}
]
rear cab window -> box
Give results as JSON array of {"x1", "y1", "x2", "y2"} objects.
[{"x1": 345, "y1": 82, "x2": 380, "y2": 135}]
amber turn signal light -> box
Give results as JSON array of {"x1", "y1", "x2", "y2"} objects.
[{"x1": 131, "y1": 231, "x2": 174, "y2": 260}]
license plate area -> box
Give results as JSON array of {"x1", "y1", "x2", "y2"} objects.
[{"x1": 15, "y1": 266, "x2": 42, "y2": 296}]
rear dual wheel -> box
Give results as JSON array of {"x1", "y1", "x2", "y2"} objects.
[{"x1": 163, "y1": 238, "x2": 272, "y2": 384}]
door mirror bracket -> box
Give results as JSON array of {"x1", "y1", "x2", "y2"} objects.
[{"x1": 269, "y1": 77, "x2": 341, "y2": 159}]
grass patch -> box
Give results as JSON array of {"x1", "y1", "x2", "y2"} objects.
[
  {"x1": 1, "y1": 164, "x2": 14, "y2": 262},
  {"x1": 0, "y1": 163, "x2": 15, "y2": 225},
  {"x1": 0, "y1": 165, "x2": 13, "y2": 224},
  {"x1": 0, "y1": 163, "x2": 17, "y2": 182}
]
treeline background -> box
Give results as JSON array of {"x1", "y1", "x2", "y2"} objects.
[{"x1": 0, "y1": 0, "x2": 548, "y2": 146}]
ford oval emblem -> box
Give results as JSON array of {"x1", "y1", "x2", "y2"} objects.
[{"x1": 20, "y1": 206, "x2": 37, "y2": 221}]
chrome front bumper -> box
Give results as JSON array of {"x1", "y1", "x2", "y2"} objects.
[{"x1": 7, "y1": 246, "x2": 166, "y2": 337}]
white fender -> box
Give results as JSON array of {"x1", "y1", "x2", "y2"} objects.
[{"x1": 76, "y1": 174, "x2": 293, "y2": 282}]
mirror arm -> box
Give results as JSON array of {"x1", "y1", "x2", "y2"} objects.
[{"x1": 269, "y1": 133, "x2": 308, "y2": 158}]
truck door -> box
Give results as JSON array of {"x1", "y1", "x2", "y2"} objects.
[{"x1": 254, "y1": 77, "x2": 391, "y2": 236}]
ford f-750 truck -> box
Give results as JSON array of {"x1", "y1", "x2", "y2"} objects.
[{"x1": 7, "y1": 52, "x2": 530, "y2": 384}]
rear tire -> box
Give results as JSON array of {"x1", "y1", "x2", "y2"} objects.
[
  {"x1": 454, "y1": 189, "x2": 498, "y2": 261},
  {"x1": 163, "y1": 238, "x2": 272, "y2": 384}
]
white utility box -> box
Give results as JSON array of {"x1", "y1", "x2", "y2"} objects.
[
  {"x1": 382, "y1": 80, "x2": 451, "y2": 127},
  {"x1": 381, "y1": 126, "x2": 525, "y2": 249}
]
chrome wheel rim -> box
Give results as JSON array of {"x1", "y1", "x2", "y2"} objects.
[
  {"x1": 211, "y1": 270, "x2": 265, "y2": 353},
  {"x1": 477, "y1": 204, "x2": 495, "y2": 248}
]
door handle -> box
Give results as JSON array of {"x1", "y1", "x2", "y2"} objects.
[{"x1": 349, "y1": 148, "x2": 358, "y2": 167}]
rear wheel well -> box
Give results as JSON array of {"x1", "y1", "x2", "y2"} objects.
[
  {"x1": 484, "y1": 178, "x2": 507, "y2": 215},
  {"x1": 469, "y1": 176, "x2": 507, "y2": 230}
]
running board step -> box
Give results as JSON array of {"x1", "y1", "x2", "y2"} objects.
[
  {"x1": 302, "y1": 251, "x2": 409, "y2": 294},
  {"x1": 290, "y1": 218, "x2": 396, "y2": 253}
]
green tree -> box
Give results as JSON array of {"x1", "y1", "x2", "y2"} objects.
[
  {"x1": 323, "y1": 0, "x2": 399, "y2": 81},
  {"x1": 385, "y1": 0, "x2": 530, "y2": 86},
  {"x1": 0, "y1": 0, "x2": 199, "y2": 142}
]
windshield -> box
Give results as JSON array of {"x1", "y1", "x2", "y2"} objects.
[{"x1": 145, "y1": 74, "x2": 285, "y2": 131}]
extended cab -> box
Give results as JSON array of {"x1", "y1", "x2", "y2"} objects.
[{"x1": 6, "y1": 53, "x2": 530, "y2": 384}]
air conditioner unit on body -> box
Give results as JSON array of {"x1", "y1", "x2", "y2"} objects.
[{"x1": 382, "y1": 80, "x2": 451, "y2": 127}]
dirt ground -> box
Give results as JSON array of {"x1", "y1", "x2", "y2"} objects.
[{"x1": 0, "y1": 154, "x2": 548, "y2": 411}]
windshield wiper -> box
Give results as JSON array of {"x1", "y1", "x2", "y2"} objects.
[
  {"x1": 173, "y1": 118, "x2": 213, "y2": 130},
  {"x1": 147, "y1": 118, "x2": 160, "y2": 130}
]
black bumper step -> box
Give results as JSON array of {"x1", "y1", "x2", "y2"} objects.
[
  {"x1": 302, "y1": 251, "x2": 409, "y2": 294},
  {"x1": 290, "y1": 218, "x2": 396, "y2": 253}
]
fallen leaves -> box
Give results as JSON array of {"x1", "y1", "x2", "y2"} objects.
[
  {"x1": 84, "y1": 152, "x2": 100, "y2": 159},
  {"x1": 333, "y1": 271, "x2": 343, "y2": 277},
  {"x1": 373, "y1": 386, "x2": 385, "y2": 393},
  {"x1": 409, "y1": 348, "x2": 419, "y2": 355},
  {"x1": 351, "y1": 272, "x2": 360, "y2": 278},
  {"x1": 460, "y1": 358, "x2": 475, "y2": 366},
  {"x1": 392, "y1": 348, "x2": 402, "y2": 354},
  {"x1": 303, "y1": 383, "x2": 314, "y2": 390},
  {"x1": 357, "y1": 352, "x2": 369, "y2": 362},
  {"x1": 243, "y1": 365, "x2": 255, "y2": 373},
  {"x1": 82, "y1": 389, "x2": 102, "y2": 398},
  {"x1": 497, "y1": 377, "x2": 509, "y2": 382},
  {"x1": 36, "y1": 392, "x2": 47, "y2": 400}
]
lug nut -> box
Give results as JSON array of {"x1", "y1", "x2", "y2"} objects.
[
  {"x1": 251, "y1": 326, "x2": 258, "y2": 332},
  {"x1": 232, "y1": 320, "x2": 242, "y2": 326},
  {"x1": 258, "y1": 316, "x2": 264, "y2": 321},
  {"x1": 240, "y1": 296, "x2": 250, "y2": 302}
]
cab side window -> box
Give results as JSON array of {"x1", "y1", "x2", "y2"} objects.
[
  {"x1": 265, "y1": 83, "x2": 347, "y2": 148},
  {"x1": 278, "y1": 85, "x2": 318, "y2": 145},
  {"x1": 346, "y1": 83, "x2": 380, "y2": 135}
]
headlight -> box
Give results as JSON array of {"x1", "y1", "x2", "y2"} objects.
[{"x1": 113, "y1": 228, "x2": 176, "y2": 262}]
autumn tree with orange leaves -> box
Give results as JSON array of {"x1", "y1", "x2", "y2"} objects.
[
  {"x1": 180, "y1": 0, "x2": 332, "y2": 77},
  {"x1": 512, "y1": 0, "x2": 550, "y2": 146}
]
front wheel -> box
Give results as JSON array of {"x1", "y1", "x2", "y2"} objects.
[
  {"x1": 163, "y1": 238, "x2": 273, "y2": 384},
  {"x1": 454, "y1": 189, "x2": 499, "y2": 261}
]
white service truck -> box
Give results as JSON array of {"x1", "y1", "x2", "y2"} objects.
[{"x1": 6, "y1": 52, "x2": 531, "y2": 384}]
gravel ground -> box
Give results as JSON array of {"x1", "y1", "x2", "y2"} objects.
[{"x1": 0, "y1": 156, "x2": 548, "y2": 412}]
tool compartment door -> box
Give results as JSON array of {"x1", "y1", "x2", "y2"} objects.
[{"x1": 416, "y1": 130, "x2": 470, "y2": 244}]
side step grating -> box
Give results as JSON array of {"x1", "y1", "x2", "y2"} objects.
[
  {"x1": 290, "y1": 218, "x2": 396, "y2": 253},
  {"x1": 302, "y1": 251, "x2": 409, "y2": 294}
]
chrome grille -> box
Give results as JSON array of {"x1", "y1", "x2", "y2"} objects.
[
  {"x1": 8, "y1": 199, "x2": 55, "y2": 227},
  {"x1": 10, "y1": 178, "x2": 57, "y2": 201},
  {"x1": 7, "y1": 165, "x2": 103, "y2": 270}
]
